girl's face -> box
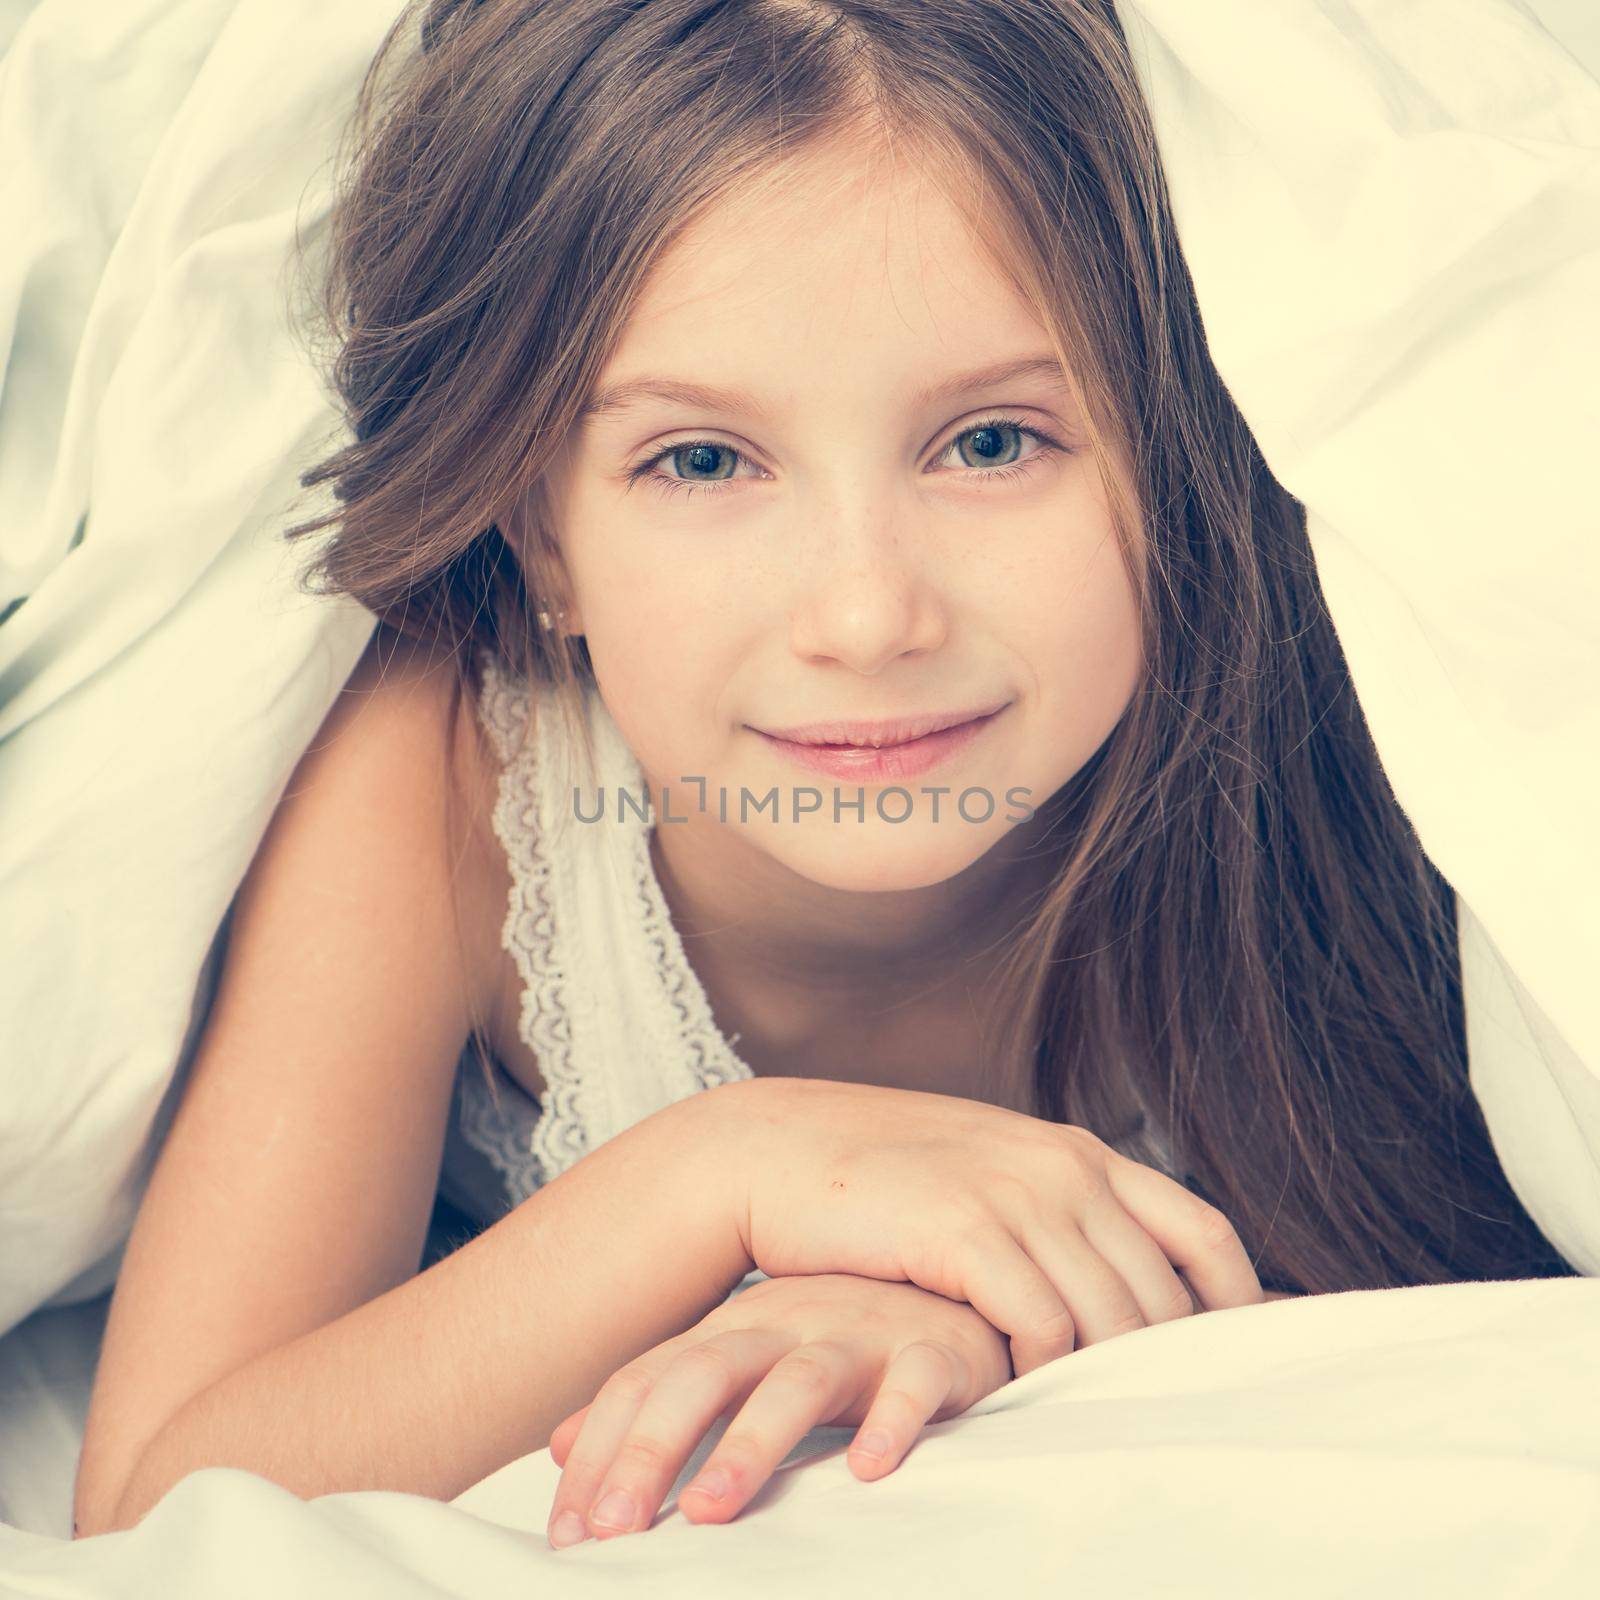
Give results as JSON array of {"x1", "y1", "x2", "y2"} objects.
[{"x1": 535, "y1": 141, "x2": 1143, "y2": 895}]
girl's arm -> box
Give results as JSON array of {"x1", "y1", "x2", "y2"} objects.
[
  {"x1": 73, "y1": 630, "x2": 751, "y2": 1536},
  {"x1": 97, "y1": 1076, "x2": 749, "y2": 1535}
]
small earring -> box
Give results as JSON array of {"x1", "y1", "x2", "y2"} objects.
[{"x1": 537, "y1": 605, "x2": 563, "y2": 633}]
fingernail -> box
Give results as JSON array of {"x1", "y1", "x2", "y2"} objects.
[
  {"x1": 688, "y1": 1466, "x2": 731, "y2": 1501},
  {"x1": 591, "y1": 1488, "x2": 636, "y2": 1530},
  {"x1": 853, "y1": 1430, "x2": 890, "y2": 1460},
  {"x1": 548, "y1": 1510, "x2": 585, "y2": 1549}
]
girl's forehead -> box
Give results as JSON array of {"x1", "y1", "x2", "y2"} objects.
[
  {"x1": 636, "y1": 132, "x2": 1009, "y2": 300},
  {"x1": 602, "y1": 173, "x2": 1042, "y2": 391}
]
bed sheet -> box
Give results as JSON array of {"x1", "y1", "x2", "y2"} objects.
[{"x1": 2, "y1": 1278, "x2": 1597, "y2": 1595}]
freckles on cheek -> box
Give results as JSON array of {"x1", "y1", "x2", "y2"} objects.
[
  {"x1": 587, "y1": 609, "x2": 710, "y2": 722},
  {"x1": 1026, "y1": 549, "x2": 1143, "y2": 727}
]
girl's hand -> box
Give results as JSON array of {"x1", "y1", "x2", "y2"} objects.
[
  {"x1": 721, "y1": 1076, "x2": 1264, "y2": 1380},
  {"x1": 543, "y1": 1271, "x2": 1012, "y2": 1549}
]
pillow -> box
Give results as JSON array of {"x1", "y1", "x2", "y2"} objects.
[{"x1": 0, "y1": 0, "x2": 394, "y2": 1337}]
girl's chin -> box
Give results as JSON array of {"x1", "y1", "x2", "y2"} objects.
[{"x1": 753, "y1": 828, "x2": 1008, "y2": 895}]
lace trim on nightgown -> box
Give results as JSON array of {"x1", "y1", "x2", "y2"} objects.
[
  {"x1": 625, "y1": 800, "x2": 755, "y2": 1107},
  {"x1": 457, "y1": 653, "x2": 754, "y2": 1205},
  {"x1": 465, "y1": 653, "x2": 581, "y2": 1196},
  {"x1": 448, "y1": 1036, "x2": 546, "y2": 1203}
]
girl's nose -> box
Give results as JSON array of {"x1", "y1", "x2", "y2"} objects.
[{"x1": 785, "y1": 518, "x2": 950, "y2": 676}]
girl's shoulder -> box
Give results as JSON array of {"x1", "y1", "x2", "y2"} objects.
[
  {"x1": 344, "y1": 627, "x2": 524, "y2": 1033},
  {"x1": 354, "y1": 627, "x2": 504, "y2": 837}
]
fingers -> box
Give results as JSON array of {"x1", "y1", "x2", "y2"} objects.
[
  {"x1": 546, "y1": 1328, "x2": 788, "y2": 1548},
  {"x1": 843, "y1": 1340, "x2": 961, "y2": 1481},
  {"x1": 1072, "y1": 1194, "x2": 1206, "y2": 1328},
  {"x1": 1102, "y1": 1156, "x2": 1264, "y2": 1310},
  {"x1": 948, "y1": 1147, "x2": 1261, "y2": 1376},
  {"x1": 1003, "y1": 1217, "x2": 1150, "y2": 1352},
  {"x1": 547, "y1": 1404, "x2": 592, "y2": 1469},
  {"x1": 938, "y1": 1226, "x2": 1081, "y2": 1378},
  {"x1": 960, "y1": 1221, "x2": 1166, "y2": 1374},
  {"x1": 948, "y1": 1173, "x2": 1228, "y2": 1373},
  {"x1": 679, "y1": 1338, "x2": 871, "y2": 1526}
]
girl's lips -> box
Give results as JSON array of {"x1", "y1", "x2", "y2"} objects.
[{"x1": 751, "y1": 704, "x2": 1009, "y2": 783}]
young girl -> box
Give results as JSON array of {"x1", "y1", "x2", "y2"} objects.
[{"x1": 74, "y1": 0, "x2": 1575, "y2": 1552}]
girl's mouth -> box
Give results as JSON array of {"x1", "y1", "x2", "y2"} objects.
[{"x1": 750, "y1": 704, "x2": 1010, "y2": 784}]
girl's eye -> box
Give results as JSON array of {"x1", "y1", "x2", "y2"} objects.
[
  {"x1": 632, "y1": 440, "x2": 747, "y2": 500},
  {"x1": 625, "y1": 415, "x2": 1068, "y2": 502}
]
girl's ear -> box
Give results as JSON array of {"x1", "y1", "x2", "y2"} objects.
[
  {"x1": 540, "y1": 565, "x2": 583, "y2": 639},
  {"x1": 502, "y1": 482, "x2": 584, "y2": 637}
]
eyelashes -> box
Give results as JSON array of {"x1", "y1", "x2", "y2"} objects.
[{"x1": 624, "y1": 415, "x2": 1070, "y2": 503}]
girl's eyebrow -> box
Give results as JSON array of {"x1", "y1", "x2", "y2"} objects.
[{"x1": 577, "y1": 353, "x2": 1071, "y2": 425}]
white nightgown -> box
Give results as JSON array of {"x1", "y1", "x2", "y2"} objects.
[{"x1": 435, "y1": 647, "x2": 1186, "y2": 1231}]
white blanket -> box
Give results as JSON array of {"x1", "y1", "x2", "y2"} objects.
[
  {"x1": 0, "y1": 0, "x2": 386, "y2": 1335},
  {"x1": 2, "y1": 0, "x2": 1597, "y2": 1592},
  {"x1": 2, "y1": 1279, "x2": 1598, "y2": 1594}
]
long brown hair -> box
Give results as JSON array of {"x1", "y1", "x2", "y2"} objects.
[{"x1": 283, "y1": 0, "x2": 1575, "y2": 1295}]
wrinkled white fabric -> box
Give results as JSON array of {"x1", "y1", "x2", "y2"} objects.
[
  {"x1": 3, "y1": 1280, "x2": 1598, "y2": 1593},
  {"x1": 1, "y1": 0, "x2": 1597, "y2": 1593},
  {"x1": 0, "y1": 0, "x2": 390, "y2": 1335}
]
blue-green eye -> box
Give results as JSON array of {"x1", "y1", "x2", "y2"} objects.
[
  {"x1": 668, "y1": 441, "x2": 738, "y2": 483},
  {"x1": 951, "y1": 421, "x2": 1027, "y2": 468},
  {"x1": 628, "y1": 413, "x2": 1068, "y2": 502},
  {"x1": 626, "y1": 439, "x2": 745, "y2": 499}
]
